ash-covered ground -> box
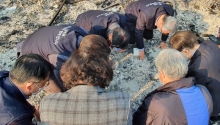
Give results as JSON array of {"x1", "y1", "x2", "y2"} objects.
[{"x1": 0, "y1": 0, "x2": 220, "y2": 124}]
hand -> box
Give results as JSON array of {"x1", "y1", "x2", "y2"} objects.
[
  {"x1": 139, "y1": 50, "x2": 145, "y2": 60},
  {"x1": 118, "y1": 49, "x2": 126, "y2": 53},
  {"x1": 114, "y1": 48, "x2": 126, "y2": 53},
  {"x1": 158, "y1": 41, "x2": 168, "y2": 49},
  {"x1": 33, "y1": 105, "x2": 41, "y2": 121}
]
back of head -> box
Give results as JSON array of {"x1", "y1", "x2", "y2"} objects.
[
  {"x1": 79, "y1": 34, "x2": 111, "y2": 56},
  {"x1": 112, "y1": 27, "x2": 130, "y2": 49},
  {"x1": 60, "y1": 35, "x2": 113, "y2": 89},
  {"x1": 9, "y1": 54, "x2": 53, "y2": 84},
  {"x1": 155, "y1": 49, "x2": 188, "y2": 80},
  {"x1": 162, "y1": 16, "x2": 177, "y2": 34},
  {"x1": 169, "y1": 30, "x2": 198, "y2": 51}
]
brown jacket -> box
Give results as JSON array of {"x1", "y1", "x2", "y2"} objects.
[{"x1": 133, "y1": 77, "x2": 213, "y2": 125}]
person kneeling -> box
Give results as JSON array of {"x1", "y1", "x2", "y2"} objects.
[
  {"x1": 133, "y1": 49, "x2": 213, "y2": 125},
  {"x1": 40, "y1": 35, "x2": 132, "y2": 125}
]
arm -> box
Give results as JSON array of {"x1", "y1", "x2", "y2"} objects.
[
  {"x1": 33, "y1": 105, "x2": 40, "y2": 121},
  {"x1": 135, "y1": 11, "x2": 147, "y2": 49},
  {"x1": 133, "y1": 97, "x2": 153, "y2": 125},
  {"x1": 8, "y1": 113, "x2": 34, "y2": 125},
  {"x1": 135, "y1": 11, "x2": 147, "y2": 60},
  {"x1": 187, "y1": 69, "x2": 208, "y2": 86}
]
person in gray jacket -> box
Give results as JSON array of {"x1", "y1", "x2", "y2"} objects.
[{"x1": 133, "y1": 49, "x2": 213, "y2": 125}]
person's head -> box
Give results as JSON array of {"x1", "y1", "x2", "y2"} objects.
[
  {"x1": 157, "y1": 15, "x2": 177, "y2": 35},
  {"x1": 155, "y1": 49, "x2": 188, "y2": 85},
  {"x1": 9, "y1": 54, "x2": 53, "y2": 96},
  {"x1": 80, "y1": 34, "x2": 111, "y2": 55},
  {"x1": 61, "y1": 35, "x2": 113, "y2": 90},
  {"x1": 169, "y1": 30, "x2": 199, "y2": 59},
  {"x1": 108, "y1": 27, "x2": 130, "y2": 49}
]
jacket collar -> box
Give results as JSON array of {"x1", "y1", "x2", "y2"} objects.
[
  {"x1": 68, "y1": 85, "x2": 105, "y2": 94},
  {"x1": 157, "y1": 77, "x2": 195, "y2": 92},
  {"x1": 189, "y1": 43, "x2": 204, "y2": 66},
  {"x1": 0, "y1": 71, "x2": 27, "y2": 101}
]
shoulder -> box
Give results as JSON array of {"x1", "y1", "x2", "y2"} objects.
[{"x1": 103, "y1": 91, "x2": 130, "y2": 101}]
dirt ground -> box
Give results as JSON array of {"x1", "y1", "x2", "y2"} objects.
[{"x1": 0, "y1": 0, "x2": 220, "y2": 124}]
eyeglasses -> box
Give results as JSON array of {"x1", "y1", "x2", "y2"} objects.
[{"x1": 33, "y1": 79, "x2": 50, "y2": 89}]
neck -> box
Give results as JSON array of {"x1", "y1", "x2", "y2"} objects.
[
  {"x1": 189, "y1": 43, "x2": 200, "y2": 59},
  {"x1": 163, "y1": 77, "x2": 180, "y2": 85}
]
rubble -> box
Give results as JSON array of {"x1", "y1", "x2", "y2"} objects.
[{"x1": 0, "y1": 0, "x2": 220, "y2": 124}]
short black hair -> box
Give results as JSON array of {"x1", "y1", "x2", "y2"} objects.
[
  {"x1": 112, "y1": 27, "x2": 130, "y2": 49},
  {"x1": 9, "y1": 54, "x2": 53, "y2": 84}
]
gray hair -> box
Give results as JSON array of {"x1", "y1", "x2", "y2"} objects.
[
  {"x1": 162, "y1": 16, "x2": 177, "y2": 34},
  {"x1": 155, "y1": 49, "x2": 188, "y2": 80}
]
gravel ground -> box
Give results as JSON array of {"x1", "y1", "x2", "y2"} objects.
[{"x1": 0, "y1": 0, "x2": 220, "y2": 124}]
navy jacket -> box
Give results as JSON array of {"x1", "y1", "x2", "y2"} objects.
[
  {"x1": 133, "y1": 77, "x2": 213, "y2": 125},
  {"x1": 75, "y1": 10, "x2": 127, "y2": 39},
  {"x1": 187, "y1": 41, "x2": 220, "y2": 116},
  {"x1": 21, "y1": 25, "x2": 88, "y2": 61},
  {"x1": 0, "y1": 71, "x2": 35, "y2": 125},
  {"x1": 125, "y1": 0, "x2": 174, "y2": 49}
]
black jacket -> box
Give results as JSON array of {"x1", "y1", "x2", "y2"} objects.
[
  {"x1": 75, "y1": 10, "x2": 127, "y2": 39},
  {"x1": 187, "y1": 40, "x2": 220, "y2": 116},
  {"x1": 125, "y1": 0, "x2": 174, "y2": 49}
]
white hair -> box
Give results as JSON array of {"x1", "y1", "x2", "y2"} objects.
[
  {"x1": 162, "y1": 16, "x2": 177, "y2": 34},
  {"x1": 155, "y1": 49, "x2": 188, "y2": 80}
]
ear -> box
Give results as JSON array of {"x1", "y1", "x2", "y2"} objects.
[
  {"x1": 159, "y1": 70, "x2": 165, "y2": 79},
  {"x1": 159, "y1": 70, "x2": 166, "y2": 85},
  {"x1": 108, "y1": 33, "x2": 113, "y2": 42},
  {"x1": 181, "y1": 48, "x2": 189, "y2": 54},
  {"x1": 25, "y1": 81, "x2": 33, "y2": 91}
]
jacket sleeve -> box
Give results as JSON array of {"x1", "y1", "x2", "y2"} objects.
[
  {"x1": 8, "y1": 113, "x2": 33, "y2": 125},
  {"x1": 135, "y1": 11, "x2": 147, "y2": 49},
  {"x1": 161, "y1": 33, "x2": 169, "y2": 41},
  {"x1": 187, "y1": 69, "x2": 209, "y2": 86},
  {"x1": 133, "y1": 96, "x2": 153, "y2": 125}
]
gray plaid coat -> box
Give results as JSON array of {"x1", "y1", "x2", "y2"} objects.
[{"x1": 40, "y1": 85, "x2": 132, "y2": 125}]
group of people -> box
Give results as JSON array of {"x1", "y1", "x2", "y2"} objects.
[{"x1": 1, "y1": 0, "x2": 220, "y2": 124}]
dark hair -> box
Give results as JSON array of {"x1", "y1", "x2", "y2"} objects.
[
  {"x1": 169, "y1": 30, "x2": 198, "y2": 51},
  {"x1": 112, "y1": 27, "x2": 130, "y2": 49},
  {"x1": 60, "y1": 35, "x2": 113, "y2": 89},
  {"x1": 9, "y1": 54, "x2": 53, "y2": 84}
]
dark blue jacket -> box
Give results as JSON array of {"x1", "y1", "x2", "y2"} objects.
[
  {"x1": 125, "y1": 0, "x2": 174, "y2": 49},
  {"x1": 0, "y1": 71, "x2": 35, "y2": 125},
  {"x1": 75, "y1": 10, "x2": 127, "y2": 39},
  {"x1": 133, "y1": 77, "x2": 213, "y2": 125},
  {"x1": 21, "y1": 25, "x2": 88, "y2": 61}
]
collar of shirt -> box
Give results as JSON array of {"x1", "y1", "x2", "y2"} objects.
[{"x1": 191, "y1": 44, "x2": 200, "y2": 58}]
